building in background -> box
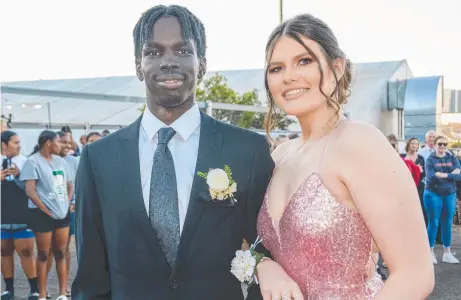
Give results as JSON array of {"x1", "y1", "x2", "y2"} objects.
[
  {"x1": 402, "y1": 76, "x2": 444, "y2": 141},
  {"x1": 1, "y1": 59, "x2": 454, "y2": 152},
  {"x1": 440, "y1": 89, "x2": 461, "y2": 146}
]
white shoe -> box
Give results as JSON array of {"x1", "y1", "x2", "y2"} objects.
[
  {"x1": 56, "y1": 296, "x2": 68, "y2": 300},
  {"x1": 442, "y1": 252, "x2": 459, "y2": 264},
  {"x1": 432, "y1": 252, "x2": 437, "y2": 264}
]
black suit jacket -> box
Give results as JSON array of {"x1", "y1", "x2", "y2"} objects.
[{"x1": 72, "y1": 112, "x2": 274, "y2": 300}]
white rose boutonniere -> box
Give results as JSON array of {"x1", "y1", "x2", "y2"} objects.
[
  {"x1": 230, "y1": 236, "x2": 265, "y2": 286},
  {"x1": 197, "y1": 165, "x2": 237, "y2": 206}
]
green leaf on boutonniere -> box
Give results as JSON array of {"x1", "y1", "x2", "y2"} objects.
[
  {"x1": 197, "y1": 171, "x2": 208, "y2": 179},
  {"x1": 224, "y1": 165, "x2": 235, "y2": 184}
]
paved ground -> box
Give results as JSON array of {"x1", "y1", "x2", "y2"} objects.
[
  {"x1": 427, "y1": 225, "x2": 461, "y2": 300},
  {"x1": 3, "y1": 227, "x2": 461, "y2": 299}
]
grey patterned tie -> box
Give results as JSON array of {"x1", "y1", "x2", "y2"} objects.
[{"x1": 149, "y1": 127, "x2": 180, "y2": 267}]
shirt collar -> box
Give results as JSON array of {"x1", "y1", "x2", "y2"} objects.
[{"x1": 141, "y1": 103, "x2": 201, "y2": 142}]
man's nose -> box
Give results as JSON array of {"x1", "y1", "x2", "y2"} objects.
[{"x1": 160, "y1": 60, "x2": 180, "y2": 71}]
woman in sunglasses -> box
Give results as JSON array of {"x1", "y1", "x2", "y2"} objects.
[{"x1": 424, "y1": 136, "x2": 461, "y2": 264}]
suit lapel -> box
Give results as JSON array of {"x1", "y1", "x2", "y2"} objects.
[
  {"x1": 173, "y1": 112, "x2": 222, "y2": 273},
  {"x1": 118, "y1": 117, "x2": 169, "y2": 266}
]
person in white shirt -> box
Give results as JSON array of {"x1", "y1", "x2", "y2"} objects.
[{"x1": 419, "y1": 130, "x2": 437, "y2": 160}]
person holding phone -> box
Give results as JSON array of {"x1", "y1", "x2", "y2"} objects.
[{"x1": 1, "y1": 131, "x2": 39, "y2": 300}]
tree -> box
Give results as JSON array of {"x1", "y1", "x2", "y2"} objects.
[{"x1": 196, "y1": 73, "x2": 294, "y2": 130}]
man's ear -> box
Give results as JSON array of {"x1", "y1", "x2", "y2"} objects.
[{"x1": 136, "y1": 58, "x2": 144, "y2": 81}]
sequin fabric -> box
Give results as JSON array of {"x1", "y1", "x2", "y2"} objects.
[{"x1": 257, "y1": 173, "x2": 384, "y2": 299}]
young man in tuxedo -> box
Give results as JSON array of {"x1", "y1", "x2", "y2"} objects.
[{"x1": 72, "y1": 5, "x2": 274, "y2": 300}]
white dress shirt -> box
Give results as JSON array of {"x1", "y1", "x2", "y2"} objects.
[
  {"x1": 418, "y1": 146, "x2": 434, "y2": 160},
  {"x1": 139, "y1": 104, "x2": 201, "y2": 234}
]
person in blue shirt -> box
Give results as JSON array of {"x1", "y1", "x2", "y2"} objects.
[{"x1": 424, "y1": 136, "x2": 461, "y2": 264}]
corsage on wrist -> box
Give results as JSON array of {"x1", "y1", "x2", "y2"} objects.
[{"x1": 230, "y1": 236, "x2": 266, "y2": 286}]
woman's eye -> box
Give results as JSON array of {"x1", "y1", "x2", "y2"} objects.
[
  {"x1": 299, "y1": 57, "x2": 312, "y2": 65},
  {"x1": 269, "y1": 66, "x2": 283, "y2": 73}
]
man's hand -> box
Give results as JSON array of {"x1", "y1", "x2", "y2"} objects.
[
  {"x1": 452, "y1": 168, "x2": 460, "y2": 175},
  {"x1": 418, "y1": 164, "x2": 424, "y2": 173},
  {"x1": 257, "y1": 259, "x2": 304, "y2": 300},
  {"x1": 70, "y1": 204, "x2": 75, "y2": 212}
]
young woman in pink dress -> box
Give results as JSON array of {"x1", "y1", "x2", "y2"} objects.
[{"x1": 254, "y1": 14, "x2": 434, "y2": 300}]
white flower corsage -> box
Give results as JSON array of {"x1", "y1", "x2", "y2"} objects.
[
  {"x1": 230, "y1": 236, "x2": 265, "y2": 286},
  {"x1": 197, "y1": 165, "x2": 237, "y2": 206}
]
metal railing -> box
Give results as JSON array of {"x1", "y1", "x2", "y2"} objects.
[{"x1": 1, "y1": 86, "x2": 270, "y2": 129}]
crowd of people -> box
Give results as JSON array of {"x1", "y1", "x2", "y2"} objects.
[
  {"x1": 1, "y1": 126, "x2": 109, "y2": 300},
  {"x1": 387, "y1": 131, "x2": 461, "y2": 263}
]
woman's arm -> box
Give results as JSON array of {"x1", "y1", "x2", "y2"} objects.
[
  {"x1": 408, "y1": 160, "x2": 421, "y2": 185},
  {"x1": 425, "y1": 156, "x2": 444, "y2": 187},
  {"x1": 446, "y1": 157, "x2": 461, "y2": 182},
  {"x1": 67, "y1": 182, "x2": 74, "y2": 203},
  {"x1": 339, "y1": 124, "x2": 434, "y2": 299},
  {"x1": 20, "y1": 159, "x2": 53, "y2": 216},
  {"x1": 25, "y1": 180, "x2": 53, "y2": 216}
]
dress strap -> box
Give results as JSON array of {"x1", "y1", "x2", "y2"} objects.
[
  {"x1": 316, "y1": 138, "x2": 329, "y2": 173},
  {"x1": 275, "y1": 141, "x2": 297, "y2": 170},
  {"x1": 316, "y1": 119, "x2": 346, "y2": 173}
]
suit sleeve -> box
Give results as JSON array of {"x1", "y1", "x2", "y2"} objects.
[
  {"x1": 72, "y1": 146, "x2": 111, "y2": 300},
  {"x1": 245, "y1": 136, "x2": 275, "y2": 300}
]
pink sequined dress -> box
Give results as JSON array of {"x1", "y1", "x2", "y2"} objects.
[{"x1": 257, "y1": 136, "x2": 384, "y2": 299}]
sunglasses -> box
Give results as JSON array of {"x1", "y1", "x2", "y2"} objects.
[{"x1": 437, "y1": 143, "x2": 448, "y2": 147}]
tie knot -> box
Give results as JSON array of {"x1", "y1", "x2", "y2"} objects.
[{"x1": 158, "y1": 127, "x2": 176, "y2": 145}]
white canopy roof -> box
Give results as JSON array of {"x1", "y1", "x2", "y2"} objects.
[{"x1": 1, "y1": 60, "x2": 407, "y2": 127}]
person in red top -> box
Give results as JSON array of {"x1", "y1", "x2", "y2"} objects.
[
  {"x1": 387, "y1": 135, "x2": 420, "y2": 186},
  {"x1": 402, "y1": 158, "x2": 421, "y2": 185}
]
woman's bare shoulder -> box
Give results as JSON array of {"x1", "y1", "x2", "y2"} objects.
[
  {"x1": 335, "y1": 121, "x2": 387, "y2": 147},
  {"x1": 333, "y1": 121, "x2": 398, "y2": 171}
]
